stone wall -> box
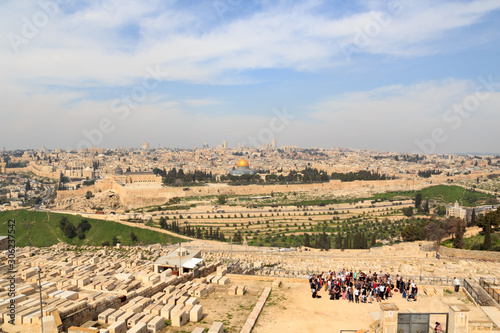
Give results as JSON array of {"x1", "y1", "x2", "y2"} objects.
[
  {"x1": 437, "y1": 246, "x2": 500, "y2": 261},
  {"x1": 57, "y1": 177, "x2": 431, "y2": 210},
  {"x1": 55, "y1": 170, "x2": 500, "y2": 210}
]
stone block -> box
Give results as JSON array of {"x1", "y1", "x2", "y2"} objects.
[
  {"x1": 218, "y1": 277, "x2": 229, "y2": 285},
  {"x1": 208, "y1": 321, "x2": 224, "y2": 333},
  {"x1": 191, "y1": 287, "x2": 205, "y2": 298},
  {"x1": 98, "y1": 308, "x2": 116, "y2": 324},
  {"x1": 147, "y1": 316, "x2": 165, "y2": 333},
  {"x1": 160, "y1": 304, "x2": 175, "y2": 320},
  {"x1": 236, "y1": 286, "x2": 246, "y2": 296},
  {"x1": 186, "y1": 297, "x2": 198, "y2": 306},
  {"x1": 228, "y1": 286, "x2": 237, "y2": 295},
  {"x1": 171, "y1": 310, "x2": 189, "y2": 327},
  {"x1": 216, "y1": 266, "x2": 227, "y2": 276},
  {"x1": 138, "y1": 314, "x2": 155, "y2": 325},
  {"x1": 177, "y1": 296, "x2": 189, "y2": 306},
  {"x1": 127, "y1": 313, "x2": 145, "y2": 328},
  {"x1": 108, "y1": 310, "x2": 125, "y2": 323},
  {"x1": 108, "y1": 320, "x2": 127, "y2": 333},
  {"x1": 192, "y1": 328, "x2": 205, "y2": 333},
  {"x1": 116, "y1": 311, "x2": 134, "y2": 324},
  {"x1": 434, "y1": 286, "x2": 444, "y2": 297},
  {"x1": 190, "y1": 304, "x2": 203, "y2": 322}
]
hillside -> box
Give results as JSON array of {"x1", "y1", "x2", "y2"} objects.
[
  {"x1": 371, "y1": 185, "x2": 497, "y2": 206},
  {"x1": 0, "y1": 210, "x2": 185, "y2": 248}
]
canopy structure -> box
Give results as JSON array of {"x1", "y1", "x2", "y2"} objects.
[{"x1": 182, "y1": 258, "x2": 204, "y2": 270}]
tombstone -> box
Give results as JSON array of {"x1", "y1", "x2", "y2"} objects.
[
  {"x1": 236, "y1": 286, "x2": 246, "y2": 296},
  {"x1": 186, "y1": 297, "x2": 199, "y2": 306},
  {"x1": 160, "y1": 304, "x2": 176, "y2": 320},
  {"x1": 192, "y1": 328, "x2": 205, "y2": 333},
  {"x1": 147, "y1": 316, "x2": 165, "y2": 333},
  {"x1": 216, "y1": 266, "x2": 227, "y2": 276},
  {"x1": 448, "y1": 304, "x2": 470, "y2": 333},
  {"x1": 127, "y1": 322, "x2": 147, "y2": 333},
  {"x1": 190, "y1": 304, "x2": 204, "y2": 322},
  {"x1": 208, "y1": 321, "x2": 224, "y2": 333},
  {"x1": 218, "y1": 276, "x2": 229, "y2": 285},
  {"x1": 107, "y1": 320, "x2": 127, "y2": 333},
  {"x1": 380, "y1": 303, "x2": 399, "y2": 333},
  {"x1": 98, "y1": 308, "x2": 116, "y2": 324},
  {"x1": 127, "y1": 313, "x2": 145, "y2": 328},
  {"x1": 228, "y1": 285, "x2": 238, "y2": 295},
  {"x1": 171, "y1": 310, "x2": 189, "y2": 327}
]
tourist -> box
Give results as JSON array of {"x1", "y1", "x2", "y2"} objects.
[
  {"x1": 434, "y1": 322, "x2": 443, "y2": 333},
  {"x1": 454, "y1": 277, "x2": 460, "y2": 292}
]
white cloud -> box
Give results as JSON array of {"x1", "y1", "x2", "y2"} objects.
[
  {"x1": 1, "y1": 0, "x2": 499, "y2": 86},
  {"x1": 1, "y1": 1, "x2": 499, "y2": 152},
  {"x1": 301, "y1": 79, "x2": 500, "y2": 153}
]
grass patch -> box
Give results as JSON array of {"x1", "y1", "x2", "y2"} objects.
[
  {"x1": 369, "y1": 185, "x2": 495, "y2": 207},
  {"x1": 0, "y1": 209, "x2": 185, "y2": 247},
  {"x1": 441, "y1": 232, "x2": 500, "y2": 250}
]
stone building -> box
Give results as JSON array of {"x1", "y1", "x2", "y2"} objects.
[{"x1": 228, "y1": 159, "x2": 257, "y2": 176}]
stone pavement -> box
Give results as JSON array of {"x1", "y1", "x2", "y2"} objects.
[{"x1": 481, "y1": 306, "x2": 500, "y2": 328}]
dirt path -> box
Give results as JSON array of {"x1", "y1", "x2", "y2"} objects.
[{"x1": 106, "y1": 218, "x2": 197, "y2": 241}]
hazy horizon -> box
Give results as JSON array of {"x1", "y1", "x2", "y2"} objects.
[{"x1": 1, "y1": 0, "x2": 500, "y2": 154}]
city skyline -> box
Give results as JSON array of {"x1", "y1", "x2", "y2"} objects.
[{"x1": 1, "y1": 0, "x2": 500, "y2": 153}]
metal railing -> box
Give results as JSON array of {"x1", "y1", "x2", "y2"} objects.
[
  {"x1": 401, "y1": 276, "x2": 455, "y2": 286},
  {"x1": 479, "y1": 278, "x2": 500, "y2": 305},
  {"x1": 463, "y1": 279, "x2": 481, "y2": 305}
]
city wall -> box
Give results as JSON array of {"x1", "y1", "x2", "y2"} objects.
[
  {"x1": 57, "y1": 178, "x2": 431, "y2": 209},
  {"x1": 55, "y1": 171, "x2": 500, "y2": 210},
  {"x1": 437, "y1": 245, "x2": 500, "y2": 261},
  {"x1": 1, "y1": 164, "x2": 61, "y2": 179}
]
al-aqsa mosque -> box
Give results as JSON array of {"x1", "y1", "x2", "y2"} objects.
[{"x1": 228, "y1": 158, "x2": 257, "y2": 176}]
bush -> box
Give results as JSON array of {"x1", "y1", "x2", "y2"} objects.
[
  {"x1": 470, "y1": 243, "x2": 482, "y2": 250},
  {"x1": 491, "y1": 245, "x2": 500, "y2": 252}
]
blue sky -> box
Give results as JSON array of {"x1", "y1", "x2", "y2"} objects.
[{"x1": 1, "y1": 0, "x2": 500, "y2": 153}]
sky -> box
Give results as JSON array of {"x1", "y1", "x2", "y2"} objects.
[{"x1": 1, "y1": 0, "x2": 500, "y2": 154}]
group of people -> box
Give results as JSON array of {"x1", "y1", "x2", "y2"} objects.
[{"x1": 308, "y1": 270, "x2": 419, "y2": 303}]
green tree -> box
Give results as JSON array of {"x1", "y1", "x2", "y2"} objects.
[
  {"x1": 232, "y1": 231, "x2": 242, "y2": 243},
  {"x1": 335, "y1": 233, "x2": 342, "y2": 249},
  {"x1": 63, "y1": 222, "x2": 77, "y2": 239},
  {"x1": 402, "y1": 207, "x2": 414, "y2": 217},
  {"x1": 342, "y1": 234, "x2": 350, "y2": 249},
  {"x1": 303, "y1": 233, "x2": 311, "y2": 247},
  {"x1": 25, "y1": 180, "x2": 31, "y2": 192},
  {"x1": 453, "y1": 219, "x2": 465, "y2": 249},
  {"x1": 423, "y1": 200, "x2": 430, "y2": 214},
  {"x1": 436, "y1": 205, "x2": 447, "y2": 216},
  {"x1": 85, "y1": 191, "x2": 94, "y2": 200},
  {"x1": 415, "y1": 193, "x2": 422, "y2": 209},
  {"x1": 370, "y1": 232, "x2": 377, "y2": 247},
  {"x1": 476, "y1": 208, "x2": 500, "y2": 248},
  {"x1": 101, "y1": 241, "x2": 110, "y2": 247},
  {"x1": 77, "y1": 219, "x2": 91, "y2": 233},
  {"x1": 130, "y1": 231, "x2": 138, "y2": 242},
  {"x1": 470, "y1": 208, "x2": 476, "y2": 226},
  {"x1": 112, "y1": 236, "x2": 119, "y2": 246},
  {"x1": 217, "y1": 195, "x2": 227, "y2": 205},
  {"x1": 425, "y1": 220, "x2": 446, "y2": 244},
  {"x1": 159, "y1": 217, "x2": 167, "y2": 229}
]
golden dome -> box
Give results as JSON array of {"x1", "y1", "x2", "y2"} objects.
[{"x1": 237, "y1": 158, "x2": 249, "y2": 167}]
